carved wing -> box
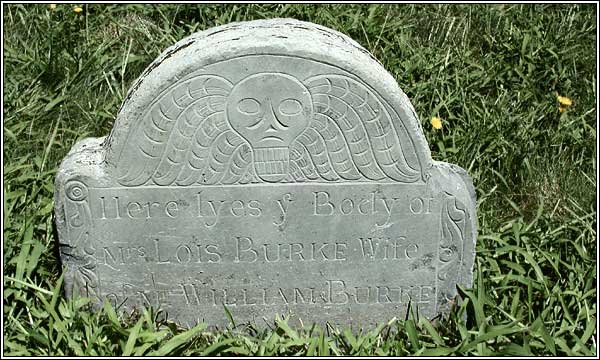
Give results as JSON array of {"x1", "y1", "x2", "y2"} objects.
[
  {"x1": 294, "y1": 75, "x2": 422, "y2": 182},
  {"x1": 117, "y1": 75, "x2": 254, "y2": 186}
]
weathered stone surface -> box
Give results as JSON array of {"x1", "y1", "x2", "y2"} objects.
[{"x1": 54, "y1": 18, "x2": 477, "y2": 329}]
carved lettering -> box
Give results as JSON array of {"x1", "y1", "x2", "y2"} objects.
[
  {"x1": 242, "y1": 288, "x2": 257, "y2": 305},
  {"x1": 180, "y1": 283, "x2": 194, "y2": 305},
  {"x1": 126, "y1": 202, "x2": 143, "y2": 218},
  {"x1": 176, "y1": 244, "x2": 192, "y2": 263},
  {"x1": 98, "y1": 197, "x2": 189, "y2": 220},
  {"x1": 314, "y1": 191, "x2": 334, "y2": 215},
  {"x1": 290, "y1": 243, "x2": 305, "y2": 261},
  {"x1": 274, "y1": 193, "x2": 293, "y2": 226},
  {"x1": 165, "y1": 201, "x2": 180, "y2": 218},
  {"x1": 171, "y1": 282, "x2": 436, "y2": 306},
  {"x1": 340, "y1": 198, "x2": 353, "y2": 215},
  {"x1": 204, "y1": 245, "x2": 222, "y2": 263},
  {"x1": 247, "y1": 200, "x2": 262, "y2": 217},
  {"x1": 234, "y1": 237, "x2": 258, "y2": 263},
  {"x1": 101, "y1": 245, "x2": 149, "y2": 267},
  {"x1": 358, "y1": 237, "x2": 420, "y2": 260},
  {"x1": 409, "y1": 197, "x2": 434, "y2": 214},
  {"x1": 420, "y1": 285, "x2": 434, "y2": 304},
  {"x1": 232, "y1": 237, "x2": 348, "y2": 263},
  {"x1": 98, "y1": 239, "x2": 224, "y2": 267},
  {"x1": 195, "y1": 192, "x2": 265, "y2": 227},
  {"x1": 312, "y1": 191, "x2": 406, "y2": 222},
  {"x1": 405, "y1": 243, "x2": 419, "y2": 259},
  {"x1": 328, "y1": 280, "x2": 349, "y2": 304},
  {"x1": 112, "y1": 278, "x2": 436, "y2": 310},
  {"x1": 99, "y1": 196, "x2": 121, "y2": 219},
  {"x1": 154, "y1": 238, "x2": 171, "y2": 264},
  {"x1": 294, "y1": 287, "x2": 316, "y2": 304},
  {"x1": 102, "y1": 247, "x2": 119, "y2": 268},
  {"x1": 335, "y1": 242, "x2": 347, "y2": 260},
  {"x1": 229, "y1": 200, "x2": 243, "y2": 217},
  {"x1": 352, "y1": 286, "x2": 372, "y2": 304}
]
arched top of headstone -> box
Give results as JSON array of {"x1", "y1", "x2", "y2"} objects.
[{"x1": 103, "y1": 18, "x2": 433, "y2": 186}]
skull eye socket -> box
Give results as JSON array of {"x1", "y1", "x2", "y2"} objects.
[
  {"x1": 237, "y1": 98, "x2": 261, "y2": 115},
  {"x1": 278, "y1": 98, "x2": 303, "y2": 116}
]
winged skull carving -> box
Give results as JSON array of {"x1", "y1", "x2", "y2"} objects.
[{"x1": 117, "y1": 72, "x2": 422, "y2": 186}]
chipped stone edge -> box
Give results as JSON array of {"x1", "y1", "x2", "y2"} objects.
[
  {"x1": 429, "y1": 160, "x2": 478, "y2": 313},
  {"x1": 54, "y1": 136, "x2": 106, "y2": 298}
]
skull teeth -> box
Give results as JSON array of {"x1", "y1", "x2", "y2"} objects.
[{"x1": 253, "y1": 147, "x2": 289, "y2": 182}]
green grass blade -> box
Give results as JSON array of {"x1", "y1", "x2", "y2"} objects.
[
  {"x1": 148, "y1": 323, "x2": 206, "y2": 356},
  {"x1": 532, "y1": 317, "x2": 556, "y2": 355},
  {"x1": 418, "y1": 317, "x2": 443, "y2": 345},
  {"x1": 201, "y1": 338, "x2": 238, "y2": 356},
  {"x1": 404, "y1": 319, "x2": 420, "y2": 352},
  {"x1": 122, "y1": 317, "x2": 144, "y2": 356}
]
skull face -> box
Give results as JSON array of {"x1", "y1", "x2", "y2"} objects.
[
  {"x1": 227, "y1": 73, "x2": 312, "y2": 148},
  {"x1": 226, "y1": 73, "x2": 313, "y2": 182}
]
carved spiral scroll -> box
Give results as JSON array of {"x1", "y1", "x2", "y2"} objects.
[
  {"x1": 63, "y1": 180, "x2": 99, "y2": 298},
  {"x1": 65, "y1": 180, "x2": 89, "y2": 202}
]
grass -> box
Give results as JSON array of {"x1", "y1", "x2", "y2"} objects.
[{"x1": 3, "y1": 3, "x2": 597, "y2": 356}]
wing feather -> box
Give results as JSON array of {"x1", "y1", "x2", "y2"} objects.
[
  {"x1": 311, "y1": 114, "x2": 361, "y2": 180},
  {"x1": 310, "y1": 94, "x2": 385, "y2": 180},
  {"x1": 117, "y1": 75, "x2": 233, "y2": 186},
  {"x1": 221, "y1": 143, "x2": 253, "y2": 184},
  {"x1": 289, "y1": 160, "x2": 306, "y2": 182},
  {"x1": 306, "y1": 75, "x2": 421, "y2": 183},
  {"x1": 200, "y1": 131, "x2": 244, "y2": 185},
  {"x1": 296, "y1": 128, "x2": 339, "y2": 181},
  {"x1": 289, "y1": 143, "x2": 319, "y2": 180},
  {"x1": 175, "y1": 112, "x2": 228, "y2": 185}
]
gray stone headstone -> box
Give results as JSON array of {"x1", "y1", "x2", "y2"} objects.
[{"x1": 54, "y1": 18, "x2": 477, "y2": 329}]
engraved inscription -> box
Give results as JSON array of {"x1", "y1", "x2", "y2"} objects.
[
  {"x1": 116, "y1": 278, "x2": 435, "y2": 308},
  {"x1": 233, "y1": 237, "x2": 348, "y2": 263},
  {"x1": 81, "y1": 183, "x2": 442, "y2": 323},
  {"x1": 90, "y1": 187, "x2": 436, "y2": 227},
  {"x1": 96, "y1": 235, "x2": 424, "y2": 265},
  {"x1": 358, "y1": 237, "x2": 419, "y2": 260}
]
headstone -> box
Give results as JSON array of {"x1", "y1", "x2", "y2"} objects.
[{"x1": 54, "y1": 18, "x2": 477, "y2": 329}]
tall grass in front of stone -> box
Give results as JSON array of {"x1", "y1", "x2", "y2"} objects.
[{"x1": 3, "y1": 4, "x2": 596, "y2": 356}]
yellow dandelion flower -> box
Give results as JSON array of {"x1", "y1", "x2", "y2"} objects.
[
  {"x1": 557, "y1": 94, "x2": 573, "y2": 106},
  {"x1": 559, "y1": 106, "x2": 567, "y2": 113},
  {"x1": 49, "y1": 4, "x2": 56, "y2": 10},
  {"x1": 431, "y1": 116, "x2": 442, "y2": 130},
  {"x1": 73, "y1": 6, "x2": 83, "y2": 13}
]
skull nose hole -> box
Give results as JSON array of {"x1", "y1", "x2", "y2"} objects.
[
  {"x1": 265, "y1": 124, "x2": 278, "y2": 133},
  {"x1": 268, "y1": 101, "x2": 289, "y2": 129}
]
